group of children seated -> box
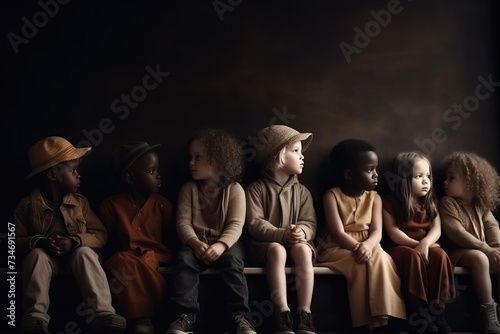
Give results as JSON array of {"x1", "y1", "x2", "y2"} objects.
[{"x1": 14, "y1": 125, "x2": 500, "y2": 334}]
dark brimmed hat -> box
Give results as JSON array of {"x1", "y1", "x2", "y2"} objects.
[
  {"x1": 113, "y1": 141, "x2": 161, "y2": 174},
  {"x1": 255, "y1": 125, "x2": 313, "y2": 167},
  {"x1": 26, "y1": 136, "x2": 91, "y2": 179}
]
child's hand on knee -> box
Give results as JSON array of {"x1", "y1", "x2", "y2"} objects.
[
  {"x1": 355, "y1": 242, "x2": 372, "y2": 264},
  {"x1": 284, "y1": 225, "x2": 306, "y2": 245},
  {"x1": 188, "y1": 238, "x2": 209, "y2": 262},
  {"x1": 52, "y1": 235, "x2": 73, "y2": 255},
  {"x1": 36, "y1": 237, "x2": 60, "y2": 257},
  {"x1": 486, "y1": 248, "x2": 500, "y2": 272},
  {"x1": 201, "y1": 242, "x2": 227, "y2": 264}
]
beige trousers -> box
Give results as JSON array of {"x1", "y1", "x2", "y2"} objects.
[{"x1": 22, "y1": 247, "x2": 116, "y2": 323}]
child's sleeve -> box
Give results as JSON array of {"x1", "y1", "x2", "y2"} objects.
[
  {"x1": 296, "y1": 185, "x2": 317, "y2": 241},
  {"x1": 439, "y1": 196, "x2": 491, "y2": 252},
  {"x1": 217, "y1": 183, "x2": 245, "y2": 249},
  {"x1": 13, "y1": 198, "x2": 40, "y2": 255},
  {"x1": 75, "y1": 196, "x2": 108, "y2": 249},
  {"x1": 245, "y1": 182, "x2": 286, "y2": 242},
  {"x1": 176, "y1": 183, "x2": 198, "y2": 245},
  {"x1": 483, "y1": 210, "x2": 500, "y2": 248}
]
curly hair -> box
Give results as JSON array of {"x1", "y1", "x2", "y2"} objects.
[
  {"x1": 442, "y1": 151, "x2": 500, "y2": 211},
  {"x1": 329, "y1": 139, "x2": 375, "y2": 186},
  {"x1": 191, "y1": 128, "x2": 245, "y2": 185},
  {"x1": 391, "y1": 152, "x2": 438, "y2": 226}
]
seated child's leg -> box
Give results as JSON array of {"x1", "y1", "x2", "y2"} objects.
[
  {"x1": 69, "y1": 246, "x2": 116, "y2": 315},
  {"x1": 70, "y1": 247, "x2": 126, "y2": 333},
  {"x1": 457, "y1": 249, "x2": 492, "y2": 303},
  {"x1": 289, "y1": 244, "x2": 316, "y2": 334},
  {"x1": 22, "y1": 248, "x2": 57, "y2": 323},
  {"x1": 169, "y1": 245, "x2": 206, "y2": 316},
  {"x1": 288, "y1": 243, "x2": 314, "y2": 309},
  {"x1": 213, "y1": 241, "x2": 250, "y2": 318},
  {"x1": 266, "y1": 243, "x2": 288, "y2": 310}
]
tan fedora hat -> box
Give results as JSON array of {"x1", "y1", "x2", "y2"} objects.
[
  {"x1": 26, "y1": 136, "x2": 91, "y2": 179},
  {"x1": 255, "y1": 125, "x2": 313, "y2": 167}
]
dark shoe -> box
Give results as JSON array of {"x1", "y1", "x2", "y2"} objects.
[
  {"x1": 88, "y1": 313, "x2": 126, "y2": 334},
  {"x1": 434, "y1": 314, "x2": 451, "y2": 333},
  {"x1": 234, "y1": 314, "x2": 256, "y2": 334},
  {"x1": 21, "y1": 316, "x2": 49, "y2": 334},
  {"x1": 134, "y1": 317, "x2": 155, "y2": 334},
  {"x1": 275, "y1": 310, "x2": 294, "y2": 334},
  {"x1": 481, "y1": 302, "x2": 500, "y2": 334},
  {"x1": 295, "y1": 310, "x2": 315, "y2": 334},
  {"x1": 165, "y1": 314, "x2": 194, "y2": 334},
  {"x1": 422, "y1": 310, "x2": 438, "y2": 333}
]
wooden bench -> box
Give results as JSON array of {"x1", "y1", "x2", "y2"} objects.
[
  {"x1": 2, "y1": 265, "x2": 492, "y2": 333},
  {"x1": 155, "y1": 265, "x2": 471, "y2": 275},
  {"x1": 0, "y1": 265, "x2": 473, "y2": 276}
]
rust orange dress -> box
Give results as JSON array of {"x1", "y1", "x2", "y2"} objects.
[
  {"x1": 99, "y1": 192, "x2": 174, "y2": 320},
  {"x1": 382, "y1": 196, "x2": 455, "y2": 313}
]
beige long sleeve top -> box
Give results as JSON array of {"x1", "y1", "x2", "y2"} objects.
[
  {"x1": 176, "y1": 181, "x2": 245, "y2": 249},
  {"x1": 439, "y1": 195, "x2": 500, "y2": 252}
]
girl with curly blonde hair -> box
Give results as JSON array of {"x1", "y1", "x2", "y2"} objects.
[{"x1": 439, "y1": 152, "x2": 500, "y2": 334}]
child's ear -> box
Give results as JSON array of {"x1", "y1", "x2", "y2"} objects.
[
  {"x1": 124, "y1": 170, "x2": 135, "y2": 185},
  {"x1": 343, "y1": 169, "x2": 352, "y2": 180},
  {"x1": 46, "y1": 168, "x2": 57, "y2": 182}
]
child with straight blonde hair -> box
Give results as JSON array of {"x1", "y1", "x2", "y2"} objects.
[
  {"x1": 439, "y1": 151, "x2": 500, "y2": 334},
  {"x1": 245, "y1": 125, "x2": 317, "y2": 334}
]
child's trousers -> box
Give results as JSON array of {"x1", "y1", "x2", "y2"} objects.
[
  {"x1": 22, "y1": 247, "x2": 116, "y2": 324},
  {"x1": 169, "y1": 240, "x2": 251, "y2": 320}
]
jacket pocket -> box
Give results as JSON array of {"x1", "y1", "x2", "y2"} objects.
[{"x1": 72, "y1": 217, "x2": 87, "y2": 233}]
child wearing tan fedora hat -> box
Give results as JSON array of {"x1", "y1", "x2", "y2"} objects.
[
  {"x1": 99, "y1": 141, "x2": 175, "y2": 334},
  {"x1": 13, "y1": 136, "x2": 126, "y2": 334},
  {"x1": 245, "y1": 125, "x2": 317, "y2": 334}
]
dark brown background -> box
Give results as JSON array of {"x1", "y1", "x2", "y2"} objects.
[
  {"x1": 1, "y1": 1, "x2": 500, "y2": 333},
  {"x1": 2, "y1": 0, "x2": 499, "y2": 229}
]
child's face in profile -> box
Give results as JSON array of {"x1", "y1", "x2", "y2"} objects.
[
  {"x1": 52, "y1": 159, "x2": 81, "y2": 194},
  {"x1": 189, "y1": 139, "x2": 218, "y2": 183},
  {"x1": 411, "y1": 158, "x2": 432, "y2": 198},
  {"x1": 443, "y1": 167, "x2": 467, "y2": 199},
  {"x1": 349, "y1": 151, "x2": 378, "y2": 191},
  {"x1": 282, "y1": 141, "x2": 304, "y2": 175},
  {"x1": 130, "y1": 152, "x2": 162, "y2": 194}
]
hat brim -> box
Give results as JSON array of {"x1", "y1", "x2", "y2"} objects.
[
  {"x1": 26, "y1": 147, "x2": 92, "y2": 180},
  {"x1": 261, "y1": 132, "x2": 313, "y2": 167}
]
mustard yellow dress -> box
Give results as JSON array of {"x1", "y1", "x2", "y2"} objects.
[{"x1": 316, "y1": 187, "x2": 406, "y2": 329}]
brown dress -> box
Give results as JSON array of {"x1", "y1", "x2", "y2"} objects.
[
  {"x1": 382, "y1": 196, "x2": 455, "y2": 312},
  {"x1": 99, "y1": 192, "x2": 174, "y2": 320}
]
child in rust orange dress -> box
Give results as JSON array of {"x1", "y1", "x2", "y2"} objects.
[
  {"x1": 382, "y1": 152, "x2": 455, "y2": 333},
  {"x1": 99, "y1": 142, "x2": 174, "y2": 334}
]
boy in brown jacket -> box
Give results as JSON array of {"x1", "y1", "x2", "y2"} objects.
[{"x1": 14, "y1": 136, "x2": 126, "y2": 334}]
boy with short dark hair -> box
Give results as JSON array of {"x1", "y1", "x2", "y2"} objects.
[
  {"x1": 14, "y1": 136, "x2": 126, "y2": 334},
  {"x1": 99, "y1": 141, "x2": 174, "y2": 334}
]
